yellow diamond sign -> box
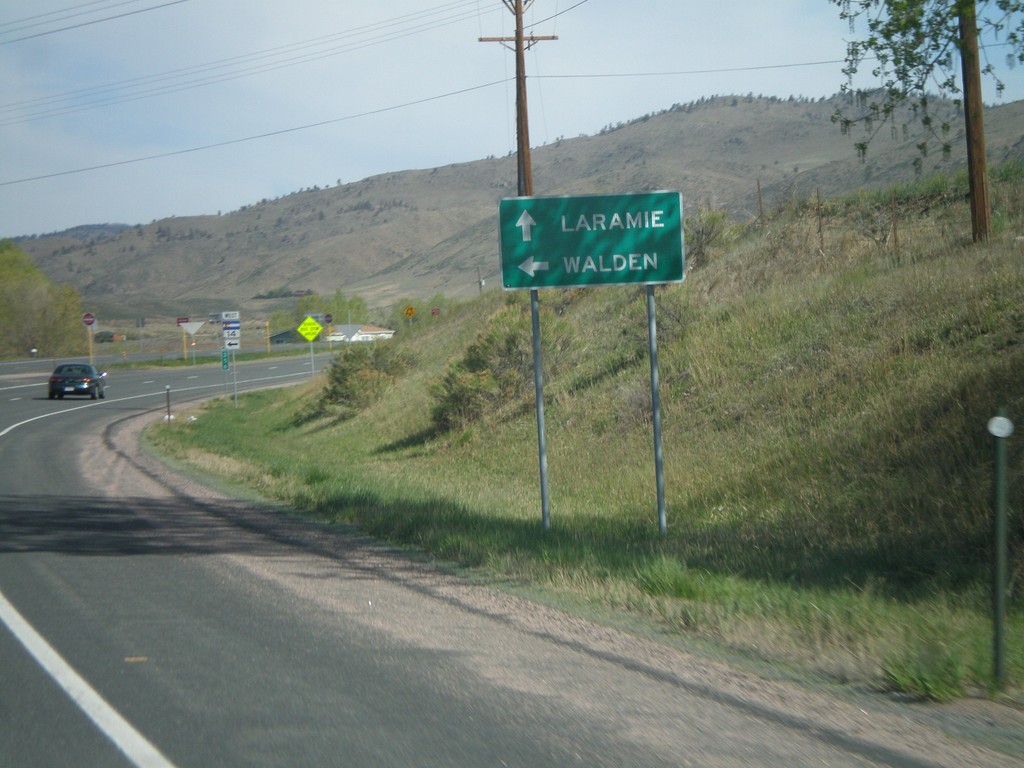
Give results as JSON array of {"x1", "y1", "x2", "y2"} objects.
[{"x1": 297, "y1": 316, "x2": 323, "y2": 342}]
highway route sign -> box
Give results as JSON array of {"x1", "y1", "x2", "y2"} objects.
[{"x1": 499, "y1": 191, "x2": 684, "y2": 290}]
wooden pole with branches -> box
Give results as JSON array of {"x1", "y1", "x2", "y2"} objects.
[
  {"x1": 959, "y1": 1, "x2": 991, "y2": 241},
  {"x1": 831, "y1": 0, "x2": 1024, "y2": 244}
]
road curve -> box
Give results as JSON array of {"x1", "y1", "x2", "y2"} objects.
[{"x1": 0, "y1": 361, "x2": 1019, "y2": 767}]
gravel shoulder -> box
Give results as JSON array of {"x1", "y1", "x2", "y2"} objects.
[{"x1": 87, "y1": 408, "x2": 1024, "y2": 767}]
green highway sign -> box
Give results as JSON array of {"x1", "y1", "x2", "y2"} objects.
[{"x1": 499, "y1": 191, "x2": 685, "y2": 290}]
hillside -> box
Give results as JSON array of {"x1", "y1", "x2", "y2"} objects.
[
  {"x1": 150, "y1": 166, "x2": 1024, "y2": 703},
  {"x1": 14, "y1": 93, "x2": 1024, "y2": 318}
]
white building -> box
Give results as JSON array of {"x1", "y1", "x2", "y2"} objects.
[{"x1": 326, "y1": 324, "x2": 395, "y2": 343}]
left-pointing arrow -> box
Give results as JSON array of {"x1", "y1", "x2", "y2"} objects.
[
  {"x1": 516, "y1": 210, "x2": 536, "y2": 241},
  {"x1": 518, "y1": 256, "x2": 549, "y2": 277}
]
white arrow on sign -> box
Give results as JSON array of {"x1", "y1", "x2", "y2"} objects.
[
  {"x1": 518, "y1": 256, "x2": 549, "y2": 277},
  {"x1": 516, "y1": 210, "x2": 536, "y2": 242}
]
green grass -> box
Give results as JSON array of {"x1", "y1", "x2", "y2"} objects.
[
  {"x1": 149, "y1": 166, "x2": 1024, "y2": 702},
  {"x1": 102, "y1": 346, "x2": 309, "y2": 370}
]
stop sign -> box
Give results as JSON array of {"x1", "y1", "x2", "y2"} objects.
[{"x1": 82, "y1": 312, "x2": 96, "y2": 327}]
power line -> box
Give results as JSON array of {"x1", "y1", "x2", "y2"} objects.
[
  {"x1": 529, "y1": 0, "x2": 590, "y2": 29},
  {"x1": 0, "y1": 0, "x2": 151, "y2": 34},
  {"x1": 0, "y1": 0, "x2": 188, "y2": 44},
  {"x1": 534, "y1": 58, "x2": 849, "y2": 80},
  {"x1": 0, "y1": 79, "x2": 512, "y2": 187},
  {"x1": 0, "y1": 0, "x2": 858, "y2": 128},
  {"x1": 0, "y1": 51, "x2": 865, "y2": 187},
  {"x1": 0, "y1": 0, "x2": 499, "y2": 124}
]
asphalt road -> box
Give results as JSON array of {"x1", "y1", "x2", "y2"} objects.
[{"x1": 0, "y1": 357, "x2": 1017, "y2": 767}]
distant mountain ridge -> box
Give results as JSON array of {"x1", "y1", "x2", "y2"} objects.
[
  {"x1": 15, "y1": 223, "x2": 131, "y2": 244},
  {"x1": 14, "y1": 93, "x2": 1024, "y2": 317}
]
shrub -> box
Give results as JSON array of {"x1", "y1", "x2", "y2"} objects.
[
  {"x1": 318, "y1": 342, "x2": 413, "y2": 418},
  {"x1": 429, "y1": 366, "x2": 497, "y2": 432},
  {"x1": 430, "y1": 304, "x2": 574, "y2": 431},
  {"x1": 684, "y1": 207, "x2": 730, "y2": 269}
]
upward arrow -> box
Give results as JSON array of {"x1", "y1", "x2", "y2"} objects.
[{"x1": 516, "y1": 210, "x2": 536, "y2": 242}]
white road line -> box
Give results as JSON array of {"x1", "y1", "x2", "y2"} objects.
[
  {"x1": 0, "y1": 400, "x2": 108, "y2": 437},
  {"x1": 0, "y1": 371, "x2": 307, "y2": 439},
  {"x1": 0, "y1": 589, "x2": 176, "y2": 768},
  {"x1": 0, "y1": 383, "x2": 46, "y2": 392}
]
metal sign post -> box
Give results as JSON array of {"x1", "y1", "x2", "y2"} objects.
[
  {"x1": 231, "y1": 350, "x2": 238, "y2": 408},
  {"x1": 987, "y1": 410, "x2": 1013, "y2": 689},
  {"x1": 647, "y1": 285, "x2": 667, "y2": 536},
  {"x1": 297, "y1": 316, "x2": 323, "y2": 377},
  {"x1": 180, "y1": 321, "x2": 204, "y2": 365},
  {"x1": 498, "y1": 191, "x2": 684, "y2": 534},
  {"x1": 218, "y1": 311, "x2": 241, "y2": 407},
  {"x1": 530, "y1": 288, "x2": 550, "y2": 530},
  {"x1": 83, "y1": 312, "x2": 96, "y2": 366}
]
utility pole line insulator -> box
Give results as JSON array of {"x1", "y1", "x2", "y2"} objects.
[{"x1": 479, "y1": 0, "x2": 557, "y2": 197}]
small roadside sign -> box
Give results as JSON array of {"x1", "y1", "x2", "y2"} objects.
[
  {"x1": 82, "y1": 312, "x2": 96, "y2": 327},
  {"x1": 222, "y1": 315, "x2": 241, "y2": 350},
  {"x1": 297, "y1": 316, "x2": 323, "y2": 377},
  {"x1": 221, "y1": 349, "x2": 230, "y2": 370},
  {"x1": 297, "y1": 316, "x2": 323, "y2": 342}
]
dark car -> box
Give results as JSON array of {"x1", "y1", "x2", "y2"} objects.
[{"x1": 48, "y1": 363, "x2": 106, "y2": 400}]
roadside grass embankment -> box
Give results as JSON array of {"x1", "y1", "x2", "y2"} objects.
[{"x1": 148, "y1": 164, "x2": 1024, "y2": 702}]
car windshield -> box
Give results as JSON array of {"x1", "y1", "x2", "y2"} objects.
[{"x1": 57, "y1": 365, "x2": 88, "y2": 374}]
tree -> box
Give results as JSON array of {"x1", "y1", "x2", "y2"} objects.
[
  {"x1": 831, "y1": 0, "x2": 1024, "y2": 241},
  {"x1": 329, "y1": 290, "x2": 368, "y2": 326},
  {"x1": 0, "y1": 241, "x2": 83, "y2": 356},
  {"x1": 295, "y1": 292, "x2": 330, "y2": 322}
]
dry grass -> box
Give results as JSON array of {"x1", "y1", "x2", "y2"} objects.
[{"x1": 150, "y1": 164, "x2": 1024, "y2": 699}]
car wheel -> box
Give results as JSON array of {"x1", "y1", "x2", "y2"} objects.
[
  {"x1": 90, "y1": 387, "x2": 97, "y2": 400},
  {"x1": 48, "y1": 391, "x2": 55, "y2": 400},
  {"x1": 99, "y1": 389, "x2": 105, "y2": 399},
  {"x1": 57, "y1": 392, "x2": 64, "y2": 399}
]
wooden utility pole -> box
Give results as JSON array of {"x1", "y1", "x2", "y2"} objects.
[
  {"x1": 480, "y1": 0, "x2": 557, "y2": 196},
  {"x1": 958, "y1": 0, "x2": 991, "y2": 242},
  {"x1": 481, "y1": 1, "x2": 557, "y2": 529}
]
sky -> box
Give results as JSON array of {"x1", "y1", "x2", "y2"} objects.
[{"x1": 2, "y1": 0, "x2": 1023, "y2": 238}]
